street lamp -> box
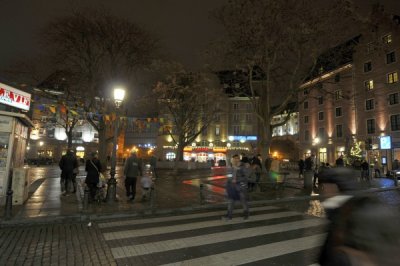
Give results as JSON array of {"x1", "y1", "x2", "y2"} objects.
[{"x1": 105, "y1": 87, "x2": 126, "y2": 203}]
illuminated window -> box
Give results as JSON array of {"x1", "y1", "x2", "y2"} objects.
[
  {"x1": 364, "y1": 61, "x2": 372, "y2": 72},
  {"x1": 215, "y1": 125, "x2": 220, "y2": 136},
  {"x1": 386, "y1": 51, "x2": 396, "y2": 64},
  {"x1": 382, "y1": 34, "x2": 392, "y2": 44},
  {"x1": 364, "y1": 80, "x2": 374, "y2": 90},
  {"x1": 388, "y1": 72, "x2": 398, "y2": 84},
  {"x1": 367, "y1": 119, "x2": 375, "y2": 134},
  {"x1": 366, "y1": 99, "x2": 374, "y2": 110}
]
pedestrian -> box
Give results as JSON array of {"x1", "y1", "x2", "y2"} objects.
[
  {"x1": 248, "y1": 162, "x2": 258, "y2": 192},
  {"x1": 71, "y1": 160, "x2": 79, "y2": 193},
  {"x1": 140, "y1": 166, "x2": 153, "y2": 201},
  {"x1": 361, "y1": 160, "x2": 369, "y2": 182},
  {"x1": 335, "y1": 155, "x2": 345, "y2": 167},
  {"x1": 222, "y1": 154, "x2": 250, "y2": 220},
  {"x1": 124, "y1": 150, "x2": 143, "y2": 201},
  {"x1": 298, "y1": 159, "x2": 305, "y2": 178},
  {"x1": 85, "y1": 152, "x2": 102, "y2": 202},
  {"x1": 149, "y1": 155, "x2": 158, "y2": 179},
  {"x1": 251, "y1": 154, "x2": 262, "y2": 185},
  {"x1": 59, "y1": 149, "x2": 78, "y2": 196},
  {"x1": 373, "y1": 159, "x2": 381, "y2": 178}
]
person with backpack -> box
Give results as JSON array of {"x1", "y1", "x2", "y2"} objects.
[{"x1": 59, "y1": 149, "x2": 78, "y2": 196}]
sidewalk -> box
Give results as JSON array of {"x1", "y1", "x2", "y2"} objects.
[{"x1": 1, "y1": 165, "x2": 398, "y2": 225}]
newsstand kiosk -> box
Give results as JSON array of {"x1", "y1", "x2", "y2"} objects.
[{"x1": 0, "y1": 82, "x2": 33, "y2": 211}]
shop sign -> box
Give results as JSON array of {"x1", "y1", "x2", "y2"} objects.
[
  {"x1": 0, "y1": 82, "x2": 31, "y2": 111},
  {"x1": 228, "y1": 135, "x2": 257, "y2": 141},
  {"x1": 213, "y1": 148, "x2": 226, "y2": 152}
]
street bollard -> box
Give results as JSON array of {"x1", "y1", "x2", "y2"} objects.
[
  {"x1": 394, "y1": 172, "x2": 398, "y2": 187},
  {"x1": 4, "y1": 168, "x2": 14, "y2": 220},
  {"x1": 303, "y1": 170, "x2": 313, "y2": 190},
  {"x1": 199, "y1": 183, "x2": 205, "y2": 205},
  {"x1": 83, "y1": 186, "x2": 90, "y2": 210}
]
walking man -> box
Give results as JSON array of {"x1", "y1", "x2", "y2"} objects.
[
  {"x1": 124, "y1": 150, "x2": 143, "y2": 201},
  {"x1": 59, "y1": 149, "x2": 78, "y2": 195}
]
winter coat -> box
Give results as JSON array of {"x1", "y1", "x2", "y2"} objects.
[
  {"x1": 85, "y1": 159, "x2": 102, "y2": 184},
  {"x1": 59, "y1": 153, "x2": 78, "y2": 178},
  {"x1": 124, "y1": 155, "x2": 142, "y2": 178}
]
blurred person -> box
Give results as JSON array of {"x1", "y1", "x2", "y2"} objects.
[
  {"x1": 140, "y1": 165, "x2": 153, "y2": 201},
  {"x1": 360, "y1": 160, "x2": 369, "y2": 182},
  {"x1": 150, "y1": 155, "x2": 158, "y2": 179},
  {"x1": 392, "y1": 159, "x2": 399, "y2": 171},
  {"x1": 298, "y1": 159, "x2": 305, "y2": 178},
  {"x1": 373, "y1": 159, "x2": 381, "y2": 178},
  {"x1": 85, "y1": 152, "x2": 102, "y2": 202},
  {"x1": 124, "y1": 150, "x2": 143, "y2": 201},
  {"x1": 251, "y1": 154, "x2": 262, "y2": 184},
  {"x1": 319, "y1": 195, "x2": 400, "y2": 266},
  {"x1": 248, "y1": 162, "x2": 258, "y2": 192},
  {"x1": 222, "y1": 155, "x2": 250, "y2": 220},
  {"x1": 59, "y1": 149, "x2": 78, "y2": 196},
  {"x1": 335, "y1": 155, "x2": 345, "y2": 167}
]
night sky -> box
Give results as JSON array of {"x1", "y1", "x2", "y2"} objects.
[{"x1": 0, "y1": 0, "x2": 399, "y2": 72}]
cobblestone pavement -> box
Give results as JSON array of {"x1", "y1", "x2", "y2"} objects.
[{"x1": 0, "y1": 222, "x2": 116, "y2": 266}]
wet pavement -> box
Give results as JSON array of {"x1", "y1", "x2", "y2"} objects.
[{"x1": 1, "y1": 164, "x2": 399, "y2": 224}]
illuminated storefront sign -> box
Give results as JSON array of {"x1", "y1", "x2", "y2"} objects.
[
  {"x1": 0, "y1": 82, "x2": 31, "y2": 111},
  {"x1": 228, "y1": 135, "x2": 257, "y2": 141}
]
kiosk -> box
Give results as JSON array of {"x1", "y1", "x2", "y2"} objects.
[{"x1": 0, "y1": 82, "x2": 33, "y2": 206}]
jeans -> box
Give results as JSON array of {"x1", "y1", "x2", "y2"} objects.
[
  {"x1": 125, "y1": 176, "x2": 137, "y2": 199},
  {"x1": 227, "y1": 183, "x2": 249, "y2": 218}
]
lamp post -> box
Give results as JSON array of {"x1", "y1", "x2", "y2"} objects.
[{"x1": 105, "y1": 87, "x2": 125, "y2": 203}]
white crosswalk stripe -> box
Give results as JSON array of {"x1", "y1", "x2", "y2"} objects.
[{"x1": 97, "y1": 206, "x2": 327, "y2": 265}]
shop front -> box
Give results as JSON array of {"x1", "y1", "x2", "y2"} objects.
[{"x1": 0, "y1": 82, "x2": 33, "y2": 205}]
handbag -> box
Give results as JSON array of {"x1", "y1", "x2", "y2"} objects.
[{"x1": 90, "y1": 160, "x2": 106, "y2": 187}]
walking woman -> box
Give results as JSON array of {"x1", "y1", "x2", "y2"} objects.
[{"x1": 85, "y1": 152, "x2": 102, "y2": 202}]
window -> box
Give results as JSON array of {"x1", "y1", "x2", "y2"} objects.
[
  {"x1": 334, "y1": 90, "x2": 343, "y2": 100},
  {"x1": 336, "y1": 125, "x2": 343, "y2": 138},
  {"x1": 335, "y1": 107, "x2": 342, "y2": 117},
  {"x1": 318, "y1": 96, "x2": 323, "y2": 105},
  {"x1": 389, "y1": 93, "x2": 399, "y2": 105},
  {"x1": 245, "y1": 114, "x2": 252, "y2": 122},
  {"x1": 233, "y1": 103, "x2": 239, "y2": 110},
  {"x1": 233, "y1": 114, "x2": 239, "y2": 122},
  {"x1": 366, "y1": 99, "x2": 374, "y2": 110},
  {"x1": 318, "y1": 111, "x2": 324, "y2": 121},
  {"x1": 233, "y1": 125, "x2": 240, "y2": 135},
  {"x1": 387, "y1": 51, "x2": 396, "y2": 64},
  {"x1": 367, "y1": 119, "x2": 376, "y2": 134},
  {"x1": 303, "y1": 101, "x2": 308, "y2": 109},
  {"x1": 215, "y1": 125, "x2": 220, "y2": 136},
  {"x1": 246, "y1": 103, "x2": 252, "y2": 111},
  {"x1": 364, "y1": 61, "x2": 372, "y2": 72},
  {"x1": 304, "y1": 115, "x2": 309, "y2": 124},
  {"x1": 364, "y1": 80, "x2": 374, "y2": 90},
  {"x1": 305, "y1": 130, "x2": 310, "y2": 141},
  {"x1": 303, "y1": 89, "x2": 309, "y2": 95},
  {"x1": 388, "y1": 72, "x2": 398, "y2": 84},
  {"x1": 214, "y1": 114, "x2": 220, "y2": 122},
  {"x1": 391, "y1": 115, "x2": 400, "y2": 131},
  {"x1": 382, "y1": 34, "x2": 392, "y2": 44},
  {"x1": 202, "y1": 127, "x2": 207, "y2": 136},
  {"x1": 318, "y1": 127, "x2": 325, "y2": 138}
]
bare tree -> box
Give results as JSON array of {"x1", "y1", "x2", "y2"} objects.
[
  {"x1": 41, "y1": 8, "x2": 159, "y2": 164},
  {"x1": 153, "y1": 63, "x2": 224, "y2": 162},
  {"x1": 210, "y1": 0, "x2": 359, "y2": 158}
]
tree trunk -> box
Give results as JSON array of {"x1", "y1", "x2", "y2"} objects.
[
  {"x1": 67, "y1": 131, "x2": 73, "y2": 149},
  {"x1": 98, "y1": 120, "x2": 108, "y2": 168}
]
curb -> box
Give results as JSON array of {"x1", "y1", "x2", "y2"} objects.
[{"x1": 1, "y1": 185, "x2": 398, "y2": 227}]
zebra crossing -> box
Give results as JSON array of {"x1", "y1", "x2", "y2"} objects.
[{"x1": 97, "y1": 205, "x2": 328, "y2": 265}]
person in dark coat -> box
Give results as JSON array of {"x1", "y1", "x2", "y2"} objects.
[
  {"x1": 85, "y1": 152, "x2": 102, "y2": 201},
  {"x1": 124, "y1": 150, "x2": 143, "y2": 201},
  {"x1": 59, "y1": 149, "x2": 78, "y2": 195}
]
